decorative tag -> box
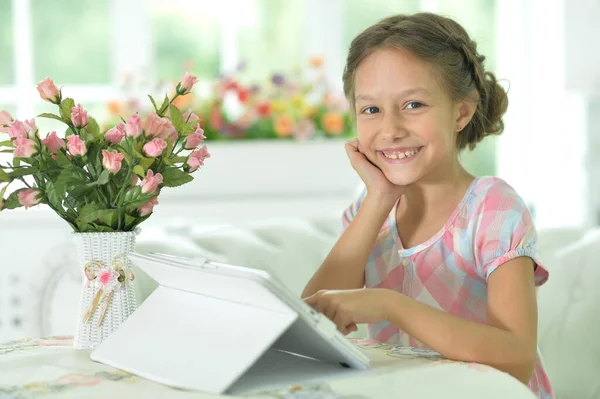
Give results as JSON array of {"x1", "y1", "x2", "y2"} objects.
[{"x1": 81, "y1": 254, "x2": 134, "y2": 326}]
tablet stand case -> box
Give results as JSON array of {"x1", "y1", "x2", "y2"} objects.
[{"x1": 90, "y1": 265, "x2": 358, "y2": 394}]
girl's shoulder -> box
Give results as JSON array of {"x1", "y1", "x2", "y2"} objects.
[{"x1": 468, "y1": 176, "x2": 529, "y2": 214}]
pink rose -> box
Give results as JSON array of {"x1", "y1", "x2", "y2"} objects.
[
  {"x1": 24, "y1": 119, "x2": 37, "y2": 138},
  {"x1": 143, "y1": 138, "x2": 167, "y2": 158},
  {"x1": 183, "y1": 109, "x2": 200, "y2": 128},
  {"x1": 8, "y1": 121, "x2": 28, "y2": 139},
  {"x1": 186, "y1": 145, "x2": 210, "y2": 172},
  {"x1": 184, "y1": 127, "x2": 206, "y2": 149},
  {"x1": 37, "y1": 78, "x2": 60, "y2": 103},
  {"x1": 102, "y1": 149, "x2": 124, "y2": 174},
  {"x1": 140, "y1": 170, "x2": 163, "y2": 194},
  {"x1": 179, "y1": 72, "x2": 198, "y2": 94},
  {"x1": 104, "y1": 123, "x2": 126, "y2": 145},
  {"x1": 145, "y1": 113, "x2": 167, "y2": 139},
  {"x1": 41, "y1": 131, "x2": 65, "y2": 154},
  {"x1": 138, "y1": 197, "x2": 158, "y2": 216},
  {"x1": 18, "y1": 188, "x2": 42, "y2": 209},
  {"x1": 130, "y1": 174, "x2": 139, "y2": 186},
  {"x1": 71, "y1": 104, "x2": 89, "y2": 127},
  {"x1": 125, "y1": 114, "x2": 143, "y2": 138},
  {"x1": 163, "y1": 119, "x2": 177, "y2": 142},
  {"x1": 0, "y1": 110, "x2": 12, "y2": 132},
  {"x1": 14, "y1": 137, "x2": 37, "y2": 158},
  {"x1": 67, "y1": 135, "x2": 87, "y2": 156}
]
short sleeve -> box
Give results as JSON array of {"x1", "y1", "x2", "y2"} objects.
[
  {"x1": 474, "y1": 181, "x2": 549, "y2": 287},
  {"x1": 341, "y1": 186, "x2": 368, "y2": 233}
]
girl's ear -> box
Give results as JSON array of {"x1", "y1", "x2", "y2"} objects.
[{"x1": 454, "y1": 89, "x2": 478, "y2": 131}]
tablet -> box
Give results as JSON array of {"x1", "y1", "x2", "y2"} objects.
[{"x1": 90, "y1": 252, "x2": 370, "y2": 394}]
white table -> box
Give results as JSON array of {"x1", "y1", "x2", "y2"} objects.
[{"x1": 0, "y1": 336, "x2": 536, "y2": 398}]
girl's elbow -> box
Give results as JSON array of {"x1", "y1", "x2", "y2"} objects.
[{"x1": 509, "y1": 353, "x2": 537, "y2": 385}]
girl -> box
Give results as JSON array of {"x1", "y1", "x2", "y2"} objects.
[{"x1": 302, "y1": 13, "x2": 554, "y2": 398}]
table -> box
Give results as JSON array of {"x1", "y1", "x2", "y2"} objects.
[{"x1": 0, "y1": 336, "x2": 536, "y2": 398}]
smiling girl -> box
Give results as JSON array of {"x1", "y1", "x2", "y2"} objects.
[{"x1": 302, "y1": 13, "x2": 553, "y2": 398}]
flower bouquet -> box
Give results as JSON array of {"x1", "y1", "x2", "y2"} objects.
[
  {"x1": 196, "y1": 57, "x2": 354, "y2": 141},
  {"x1": 0, "y1": 72, "x2": 210, "y2": 349}
]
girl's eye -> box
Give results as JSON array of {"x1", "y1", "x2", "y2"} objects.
[
  {"x1": 406, "y1": 102, "x2": 423, "y2": 110},
  {"x1": 362, "y1": 106, "x2": 380, "y2": 115}
]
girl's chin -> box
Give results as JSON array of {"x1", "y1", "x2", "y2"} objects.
[{"x1": 382, "y1": 171, "x2": 419, "y2": 186}]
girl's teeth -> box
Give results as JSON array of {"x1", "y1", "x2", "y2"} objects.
[{"x1": 384, "y1": 148, "x2": 419, "y2": 159}]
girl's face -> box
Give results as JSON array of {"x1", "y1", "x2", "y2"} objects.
[{"x1": 354, "y1": 47, "x2": 466, "y2": 186}]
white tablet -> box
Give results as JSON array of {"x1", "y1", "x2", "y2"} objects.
[
  {"x1": 90, "y1": 252, "x2": 370, "y2": 395},
  {"x1": 137, "y1": 252, "x2": 370, "y2": 369}
]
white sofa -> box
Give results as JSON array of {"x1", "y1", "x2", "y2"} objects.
[{"x1": 29, "y1": 216, "x2": 599, "y2": 399}]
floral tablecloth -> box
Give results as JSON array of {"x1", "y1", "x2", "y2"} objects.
[{"x1": 0, "y1": 336, "x2": 536, "y2": 399}]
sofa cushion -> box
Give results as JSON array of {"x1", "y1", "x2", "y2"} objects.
[{"x1": 537, "y1": 228, "x2": 600, "y2": 399}]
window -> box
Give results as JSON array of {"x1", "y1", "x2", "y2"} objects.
[
  {"x1": 342, "y1": 0, "x2": 421, "y2": 53},
  {"x1": 31, "y1": 0, "x2": 111, "y2": 84},
  {"x1": 236, "y1": 0, "x2": 307, "y2": 82},
  {"x1": 148, "y1": 0, "x2": 220, "y2": 81},
  {"x1": 0, "y1": 0, "x2": 14, "y2": 85}
]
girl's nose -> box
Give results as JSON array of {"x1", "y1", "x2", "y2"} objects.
[{"x1": 380, "y1": 111, "x2": 408, "y2": 141}]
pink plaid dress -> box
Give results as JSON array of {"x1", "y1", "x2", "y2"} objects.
[{"x1": 342, "y1": 176, "x2": 554, "y2": 398}]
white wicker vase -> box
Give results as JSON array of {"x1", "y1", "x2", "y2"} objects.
[{"x1": 73, "y1": 231, "x2": 138, "y2": 350}]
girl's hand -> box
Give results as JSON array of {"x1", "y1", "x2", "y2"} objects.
[
  {"x1": 303, "y1": 288, "x2": 392, "y2": 335},
  {"x1": 345, "y1": 139, "x2": 406, "y2": 202}
]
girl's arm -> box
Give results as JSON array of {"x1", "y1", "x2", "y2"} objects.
[
  {"x1": 384, "y1": 256, "x2": 538, "y2": 384},
  {"x1": 301, "y1": 192, "x2": 395, "y2": 298}
]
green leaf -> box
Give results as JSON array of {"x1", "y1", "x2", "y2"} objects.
[
  {"x1": 172, "y1": 156, "x2": 188, "y2": 163},
  {"x1": 65, "y1": 194, "x2": 83, "y2": 210},
  {"x1": 87, "y1": 169, "x2": 110, "y2": 187},
  {"x1": 125, "y1": 194, "x2": 154, "y2": 210},
  {"x1": 98, "y1": 210, "x2": 117, "y2": 227},
  {"x1": 165, "y1": 135, "x2": 174, "y2": 158},
  {"x1": 86, "y1": 142, "x2": 102, "y2": 176},
  {"x1": 0, "y1": 184, "x2": 9, "y2": 200},
  {"x1": 133, "y1": 148, "x2": 154, "y2": 170},
  {"x1": 0, "y1": 140, "x2": 13, "y2": 148},
  {"x1": 133, "y1": 165, "x2": 145, "y2": 178},
  {"x1": 68, "y1": 185, "x2": 92, "y2": 200},
  {"x1": 3, "y1": 189, "x2": 24, "y2": 209},
  {"x1": 121, "y1": 186, "x2": 154, "y2": 209},
  {"x1": 55, "y1": 150, "x2": 71, "y2": 168},
  {"x1": 148, "y1": 95, "x2": 158, "y2": 113},
  {"x1": 122, "y1": 186, "x2": 142, "y2": 204},
  {"x1": 0, "y1": 168, "x2": 11, "y2": 182},
  {"x1": 59, "y1": 98, "x2": 75, "y2": 122},
  {"x1": 76, "y1": 221, "x2": 95, "y2": 232},
  {"x1": 159, "y1": 95, "x2": 170, "y2": 115},
  {"x1": 38, "y1": 112, "x2": 64, "y2": 123},
  {"x1": 0, "y1": 149, "x2": 14, "y2": 153},
  {"x1": 13, "y1": 158, "x2": 20, "y2": 167},
  {"x1": 78, "y1": 204, "x2": 114, "y2": 224},
  {"x1": 160, "y1": 167, "x2": 193, "y2": 188},
  {"x1": 118, "y1": 147, "x2": 132, "y2": 165},
  {"x1": 182, "y1": 121, "x2": 198, "y2": 136},
  {"x1": 10, "y1": 167, "x2": 39, "y2": 178},
  {"x1": 85, "y1": 117, "x2": 101, "y2": 138},
  {"x1": 90, "y1": 224, "x2": 116, "y2": 232},
  {"x1": 45, "y1": 180, "x2": 64, "y2": 210},
  {"x1": 124, "y1": 213, "x2": 138, "y2": 230},
  {"x1": 169, "y1": 104, "x2": 185, "y2": 132}
]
